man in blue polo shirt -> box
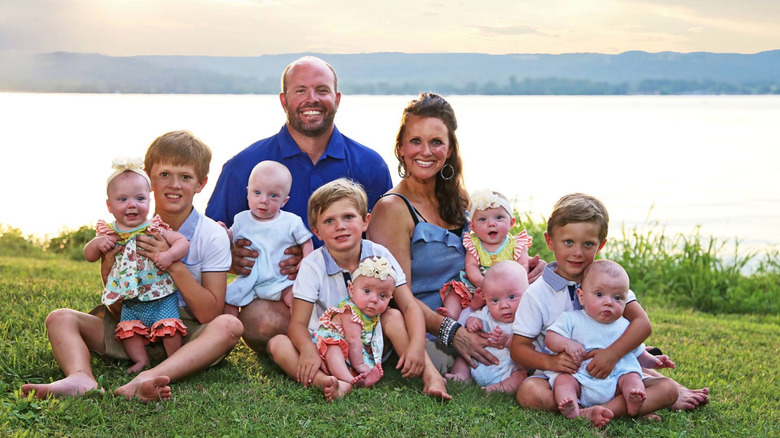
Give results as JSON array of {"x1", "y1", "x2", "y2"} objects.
[{"x1": 206, "y1": 56, "x2": 392, "y2": 352}]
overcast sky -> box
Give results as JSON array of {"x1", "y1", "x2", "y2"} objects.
[{"x1": 1, "y1": 0, "x2": 778, "y2": 56}]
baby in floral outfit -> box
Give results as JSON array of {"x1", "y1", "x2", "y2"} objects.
[
  {"x1": 84, "y1": 158, "x2": 190, "y2": 373},
  {"x1": 439, "y1": 189, "x2": 531, "y2": 320},
  {"x1": 311, "y1": 256, "x2": 397, "y2": 388}
]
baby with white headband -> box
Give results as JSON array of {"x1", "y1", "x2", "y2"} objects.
[
  {"x1": 438, "y1": 189, "x2": 531, "y2": 320},
  {"x1": 310, "y1": 256, "x2": 397, "y2": 390},
  {"x1": 83, "y1": 157, "x2": 190, "y2": 373}
]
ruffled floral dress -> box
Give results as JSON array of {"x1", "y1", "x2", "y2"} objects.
[
  {"x1": 96, "y1": 215, "x2": 187, "y2": 342},
  {"x1": 440, "y1": 231, "x2": 532, "y2": 308},
  {"x1": 311, "y1": 298, "x2": 383, "y2": 369}
]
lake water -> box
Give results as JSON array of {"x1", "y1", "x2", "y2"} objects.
[{"x1": 1, "y1": 93, "x2": 779, "y2": 255}]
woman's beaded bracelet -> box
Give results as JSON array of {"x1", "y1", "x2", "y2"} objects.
[{"x1": 438, "y1": 317, "x2": 461, "y2": 348}]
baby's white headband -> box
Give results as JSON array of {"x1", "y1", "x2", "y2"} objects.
[
  {"x1": 106, "y1": 157, "x2": 151, "y2": 190},
  {"x1": 469, "y1": 189, "x2": 512, "y2": 219},
  {"x1": 352, "y1": 256, "x2": 397, "y2": 282}
]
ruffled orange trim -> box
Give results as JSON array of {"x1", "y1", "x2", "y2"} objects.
[
  {"x1": 315, "y1": 335, "x2": 349, "y2": 361},
  {"x1": 439, "y1": 280, "x2": 473, "y2": 309},
  {"x1": 318, "y1": 304, "x2": 366, "y2": 337},
  {"x1": 115, "y1": 320, "x2": 150, "y2": 343},
  {"x1": 146, "y1": 214, "x2": 173, "y2": 234},
  {"x1": 513, "y1": 231, "x2": 532, "y2": 261},
  {"x1": 149, "y1": 318, "x2": 187, "y2": 343}
]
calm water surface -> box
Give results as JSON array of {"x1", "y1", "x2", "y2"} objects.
[{"x1": 1, "y1": 93, "x2": 778, "y2": 254}]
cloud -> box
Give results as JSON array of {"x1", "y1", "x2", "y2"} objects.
[{"x1": 471, "y1": 24, "x2": 544, "y2": 36}]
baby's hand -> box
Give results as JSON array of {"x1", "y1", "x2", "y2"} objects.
[
  {"x1": 153, "y1": 252, "x2": 175, "y2": 270},
  {"x1": 95, "y1": 235, "x2": 117, "y2": 254},
  {"x1": 653, "y1": 355, "x2": 676, "y2": 370},
  {"x1": 488, "y1": 326, "x2": 511, "y2": 349},
  {"x1": 465, "y1": 316, "x2": 483, "y2": 333},
  {"x1": 563, "y1": 341, "x2": 586, "y2": 365}
]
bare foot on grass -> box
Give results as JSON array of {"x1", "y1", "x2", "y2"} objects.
[
  {"x1": 423, "y1": 372, "x2": 451, "y2": 400},
  {"x1": 114, "y1": 375, "x2": 172, "y2": 402},
  {"x1": 558, "y1": 396, "x2": 580, "y2": 419},
  {"x1": 321, "y1": 376, "x2": 352, "y2": 402},
  {"x1": 640, "y1": 412, "x2": 662, "y2": 422},
  {"x1": 626, "y1": 387, "x2": 647, "y2": 416},
  {"x1": 580, "y1": 405, "x2": 614, "y2": 428},
  {"x1": 356, "y1": 364, "x2": 383, "y2": 388},
  {"x1": 21, "y1": 372, "x2": 99, "y2": 399},
  {"x1": 444, "y1": 372, "x2": 468, "y2": 382},
  {"x1": 672, "y1": 386, "x2": 709, "y2": 411}
]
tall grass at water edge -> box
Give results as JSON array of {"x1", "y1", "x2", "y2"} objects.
[{"x1": 512, "y1": 214, "x2": 780, "y2": 316}]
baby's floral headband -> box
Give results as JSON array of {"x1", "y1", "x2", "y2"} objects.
[
  {"x1": 106, "y1": 157, "x2": 151, "y2": 189},
  {"x1": 469, "y1": 189, "x2": 512, "y2": 218},
  {"x1": 352, "y1": 256, "x2": 397, "y2": 282}
]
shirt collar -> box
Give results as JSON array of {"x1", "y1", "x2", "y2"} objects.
[
  {"x1": 278, "y1": 124, "x2": 346, "y2": 160},
  {"x1": 322, "y1": 240, "x2": 373, "y2": 276},
  {"x1": 541, "y1": 261, "x2": 577, "y2": 292},
  {"x1": 177, "y1": 208, "x2": 201, "y2": 241}
]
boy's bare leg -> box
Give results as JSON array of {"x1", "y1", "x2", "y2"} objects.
[
  {"x1": 239, "y1": 298, "x2": 289, "y2": 353},
  {"x1": 381, "y1": 308, "x2": 451, "y2": 400},
  {"x1": 516, "y1": 377, "x2": 559, "y2": 411},
  {"x1": 325, "y1": 345, "x2": 364, "y2": 384},
  {"x1": 267, "y1": 334, "x2": 352, "y2": 400},
  {"x1": 444, "y1": 357, "x2": 471, "y2": 382},
  {"x1": 114, "y1": 314, "x2": 242, "y2": 402},
  {"x1": 123, "y1": 335, "x2": 150, "y2": 373},
  {"x1": 485, "y1": 368, "x2": 528, "y2": 393},
  {"x1": 553, "y1": 373, "x2": 581, "y2": 419},
  {"x1": 643, "y1": 368, "x2": 709, "y2": 411},
  {"x1": 21, "y1": 309, "x2": 105, "y2": 398},
  {"x1": 618, "y1": 372, "x2": 646, "y2": 416}
]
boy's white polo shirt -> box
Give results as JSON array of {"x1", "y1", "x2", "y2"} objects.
[
  {"x1": 513, "y1": 262, "x2": 637, "y2": 354},
  {"x1": 294, "y1": 240, "x2": 406, "y2": 333},
  {"x1": 176, "y1": 208, "x2": 232, "y2": 307}
]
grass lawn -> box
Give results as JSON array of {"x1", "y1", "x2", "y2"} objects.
[{"x1": 1, "y1": 255, "x2": 779, "y2": 437}]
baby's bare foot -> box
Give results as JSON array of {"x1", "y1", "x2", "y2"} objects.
[
  {"x1": 580, "y1": 405, "x2": 614, "y2": 428},
  {"x1": 126, "y1": 361, "x2": 148, "y2": 374},
  {"x1": 558, "y1": 396, "x2": 580, "y2": 419},
  {"x1": 357, "y1": 364, "x2": 384, "y2": 388},
  {"x1": 114, "y1": 375, "x2": 172, "y2": 402},
  {"x1": 21, "y1": 372, "x2": 99, "y2": 399},
  {"x1": 444, "y1": 372, "x2": 468, "y2": 382},
  {"x1": 626, "y1": 387, "x2": 647, "y2": 416}
]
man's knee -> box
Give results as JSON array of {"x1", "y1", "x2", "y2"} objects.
[{"x1": 212, "y1": 314, "x2": 244, "y2": 341}]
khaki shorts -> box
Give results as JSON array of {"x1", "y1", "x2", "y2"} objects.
[
  {"x1": 90, "y1": 304, "x2": 217, "y2": 364},
  {"x1": 425, "y1": 338, "x2": 457, "y2": 374}
]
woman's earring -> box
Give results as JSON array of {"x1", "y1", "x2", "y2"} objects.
[
  {"x1": 397, "y1": 159, "x2": 407, "y2": 178},
  {"x1": 440, "y1": 162, "x2": 455, "y2": 180}
]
